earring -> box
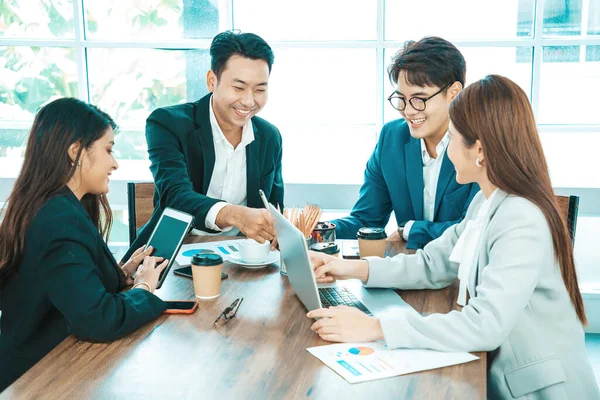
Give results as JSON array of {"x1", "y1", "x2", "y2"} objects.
[
  {"x1": 475, "y1": 158, "x2": 483, "y2": 167},
  {"x1": 71, "y1": 161, "x2": 80, "y2": 167}
]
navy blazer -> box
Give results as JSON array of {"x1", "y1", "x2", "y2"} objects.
[
  {"x1": 126, "y1": 93, "x2": 284, "y2": 260},
  {"x1": 333, "y1": 119, "x2": 479, "y2": 249},
  {"x1": 0, "y1": 188, "x2": 166, "y2": 391}
]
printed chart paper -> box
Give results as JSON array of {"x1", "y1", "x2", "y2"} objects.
[
  {"x1": 307, "y1": 342, "x2": 479, "y2": 383},
  {"x1": 175, "y1": 239, "x2": 279, "y2": 266}
]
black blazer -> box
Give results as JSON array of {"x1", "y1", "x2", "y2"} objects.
[
  {"x1": 0, "y1": 188, "x2": 166, "y2": 391},
  {"x1": 126, "y1": 93, "x2": 284, "y2": 260}
]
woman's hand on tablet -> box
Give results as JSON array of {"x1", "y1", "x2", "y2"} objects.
[
  {"x1": 133, "y1": 256, "x2": 169, "y2": 292},
  {"x1": 121, "y1": 245, "x2": 154, "y2": 285}
]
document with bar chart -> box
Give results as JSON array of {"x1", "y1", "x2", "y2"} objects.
[
  {"x1": 175, "y1": 239, "x2": 280, "y2": 267},
  {"x1": 175, "y1": 239, "x2": 246, "y2": 266},
  {"x1": 307, "y1": 342, "x2": 478, "y2": 383}
]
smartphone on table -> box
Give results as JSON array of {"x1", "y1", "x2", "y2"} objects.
[
  {"x1": 174, "y1": 266, "x2": 228, "y2": 280},
  {"x1": 341, "y1": 240, "x2": 360, "y2": 259},
  {"x1": 163, "y1": 301, "x2": 198, "y2": 314}
]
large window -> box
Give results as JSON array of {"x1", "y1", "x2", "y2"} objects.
[
  {"x1": 1, "y1": 0, "x2": 599, "y2": 285},
  {"x1": 3, "y1": 0, "x2": 599, "y2": 184}
]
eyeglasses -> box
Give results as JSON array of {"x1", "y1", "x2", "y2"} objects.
[
  {"x1": 214, "y1": 298, "x2": 243, "y2": 327},
  {"x1": 387, "y1": 82, "x2": 453, "y2": 112}
]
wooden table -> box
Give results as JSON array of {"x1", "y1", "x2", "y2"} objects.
[{"x1": 2, "y1": 238, "x2": 486, "y2": 399}]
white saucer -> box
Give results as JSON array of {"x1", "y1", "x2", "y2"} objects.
[{"x1": 228, "y1": 253, "x2": 279, "y2": 269}]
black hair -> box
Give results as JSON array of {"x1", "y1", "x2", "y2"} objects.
[
  {"x1": 388, "y1": 36, "x2": 466, "y2": 89},
  {"x1": 210, "y1": 30, "x2": 275, "y2": 79},
  {"x1": 0, "y1": 98, "x2": 116, "y2": 287}
]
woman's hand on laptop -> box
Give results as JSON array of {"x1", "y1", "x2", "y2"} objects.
[
  {"x1": 307, "y1": 306, "x2": 384, "y2": 343},
  {"x1": 310, "y1": 251, "x2": 370, "y2": 283}
]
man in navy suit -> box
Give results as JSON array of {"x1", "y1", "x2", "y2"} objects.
[
  {"x1": 333, "y1": 37, "x2": 479, "y2": 249},
  {"x1": 125, "y1": 31, "x2": 283, "y2": 260}
]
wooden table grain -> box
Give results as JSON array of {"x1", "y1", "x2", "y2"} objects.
[{"x1": 2, "y1": 237, "x2": 486, "y2": 400}]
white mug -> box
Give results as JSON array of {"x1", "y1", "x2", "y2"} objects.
[{"x1": 239, "y1": 239, "x2": 270, "y2": 263}]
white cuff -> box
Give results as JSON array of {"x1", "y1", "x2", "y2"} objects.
[
  {"x1": 402, "y1": 220, "x2": 414, "y2": 241},
  {"x1": 378, "y1": 309, "x2": 416, "y2": 349},
  {"x1": 364, "y1": 256, "x2": 395, "y2": 288},
  {"x1": 205, "y1": 202, "x2": 233, "y2": 232}
]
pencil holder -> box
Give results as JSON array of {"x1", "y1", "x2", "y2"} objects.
[{"x1": 310, "y1": 221, "x2": 336, "y2": 244}]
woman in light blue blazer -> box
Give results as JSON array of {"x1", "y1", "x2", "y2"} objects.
[{"x1": 307, "y1": 75, "x2": 599, "y2": 399}]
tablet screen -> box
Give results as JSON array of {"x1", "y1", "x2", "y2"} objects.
[
  {"x1": 148, "y1": 215, "x2": 190, "y2": 260},
  {"x1": 146, "y1": 208, "x2": 194, "y2": 289}
]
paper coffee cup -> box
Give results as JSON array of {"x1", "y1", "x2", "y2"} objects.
[
  {"x1": 357, "y1": 227, "x2": 386, "y2": 258},
  {"x1": 191, "y1": 253, "x2": 223, "y2": 300}
]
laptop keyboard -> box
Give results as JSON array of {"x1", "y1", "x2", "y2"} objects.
[{"x1": 318, "y1": 286, "x2": 373, "y2": 316}]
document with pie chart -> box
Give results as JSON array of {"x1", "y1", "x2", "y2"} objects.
[{"x1": 307, "y1": 342, "x2": 478, "y2": 383}]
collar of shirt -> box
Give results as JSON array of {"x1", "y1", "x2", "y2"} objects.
[
  {"x1": 475, "y1": 188, "x2": 499, "y2": 222},
  {"x1": 420, "y1": 131, "x2": 450, "y2": 165},
  {"x1": 448, "y1": 188, "x2": 499, "y2": 306},
  {"x1": 209, "y1": 96, "x2": 255, "y2": 148}
]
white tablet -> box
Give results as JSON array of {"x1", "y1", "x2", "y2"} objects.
[{"x1": 145, "y1": 207, "x2": 195, "y2": 289}]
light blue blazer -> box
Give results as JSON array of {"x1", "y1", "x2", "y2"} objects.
[{"x1": 365, "y1": 190, "x2": 599, "y2": 399}]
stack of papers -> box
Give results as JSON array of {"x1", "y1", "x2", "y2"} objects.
[{"x1": 307, "y1": 342, "x2": 478, "y2": 383}]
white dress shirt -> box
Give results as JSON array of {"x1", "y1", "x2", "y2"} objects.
[
  {"x1": 191, "y1": 97, "x2": 254, "y2": 236},
  {"x1": 402, "y1": 132, "x2": 450, "y2": 240},
  {"x1": 448, "y1": 188, "x2": 498, "y2": 305}
]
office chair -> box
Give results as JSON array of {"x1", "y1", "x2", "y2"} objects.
[
  {"x1": 555, "y1": 194, "x2": 579, "y2": 247},
  {"x1": 127, "y1": 182, "x2": 155, "y2": 245}
]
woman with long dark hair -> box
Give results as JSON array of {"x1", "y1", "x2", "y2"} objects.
[
  {"x1": 0, "y1": 98, "x2": 168, "y2": 391},
  {"x1": 307, "y1": 76, "x2": 599, "y2": 398}
]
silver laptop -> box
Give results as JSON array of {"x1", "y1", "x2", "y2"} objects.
[{"x1": 259, "y1": 193, "x2": 415, "y2": 318}]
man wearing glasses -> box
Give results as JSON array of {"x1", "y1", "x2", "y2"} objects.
[{"x1": 332, "y1": 37, "x2": 479, "y2": 249}]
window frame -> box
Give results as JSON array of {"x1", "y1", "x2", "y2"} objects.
[{"x1": 1, "y1": 0, "x2": 600, "y2": 308}]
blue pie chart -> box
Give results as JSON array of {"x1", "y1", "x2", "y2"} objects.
[
  {"x1": 182, "y1": 249, "x2": 215, "y2": 257},
  {"x1": 348, "y1": 347, "x2": 374, "y2": 356}
]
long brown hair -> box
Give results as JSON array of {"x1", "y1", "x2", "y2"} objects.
[
  {"x1": 0, "y1": 98, "x2": 116, "y2": 288},
  {"x1": 449, "y1": 75, "x2": 586, "y2": 325}
]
